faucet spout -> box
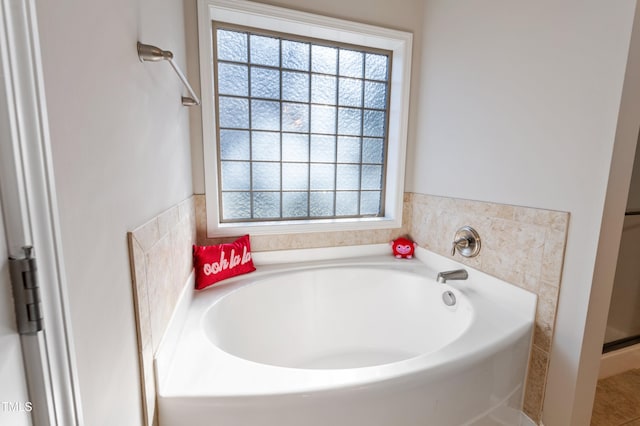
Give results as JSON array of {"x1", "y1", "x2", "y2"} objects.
[{"x1": 436, "y1": 269, "x2": 468, "y2": 283}]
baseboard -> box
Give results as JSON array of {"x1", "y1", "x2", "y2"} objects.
[{"x1": 599, "y1": 343, "x2": 640, "y2": 379}]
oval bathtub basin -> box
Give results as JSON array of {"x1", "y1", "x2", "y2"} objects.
[
  {"x1": 204, "y1": 267, "x2": 473, "y2": 369},
  {"x1": 157, "y1": 252, "x2": 536, "y2": 426}
]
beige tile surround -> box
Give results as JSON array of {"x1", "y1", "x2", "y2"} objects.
[
  {"x1": 128, "y1": 192, "x2": 567, "y2": 425},
  {"x1": 127, "y1": 197, "x2": 196, "y2": 426},
  {"x1": 406, "y1": 193, "x2": 568, "y2": 422}
]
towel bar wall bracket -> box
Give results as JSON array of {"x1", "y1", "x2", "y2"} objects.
[{"x1": 137, "y1": 42, "x2": 201, "y2": 107}]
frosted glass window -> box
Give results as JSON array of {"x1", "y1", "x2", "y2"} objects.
[
  {"x1": 253, "y1": 192, "x2": 280, "y2": 218},
  {"x1": 311, "y1": 45, "x2": 337, "y2": 74},
  {"x1": 252, "y1": 162, "x2": 281, "y2": 191},
  {"x1": 310, "y1": 105, "x2": 336, "y2": 134},
  {"x1": 217, "y1": 30, "x2": 248, "y2": 62},
  {"x1": 282, "y1": 72, "x2": 309, "y2": 102},
  {"x1": 339, "y1": 50, "x2": 363, "y2": 78},
  {"x1": 282, "y1": 40, "x2": 309, "y2": 71},
  {"x1": 310, "y1": 164, "x2": 335, "y2": 191},
  {"x1": 360, "y1": 191, "x2": 381, "y2": 215},
  {"x1": 214, "y1": 25, "x2": 391, "y2": 222},
  {"x1": 310, "y1": 135, "x2": 336, "y2": 163},
  {"x1": 365, "y1": 53, "x2": 388, "y2": 81},
  {"x1": 363, "y1": 138, "x2": 384, "y2": 164},
  {"x1": 363, "y1": 110, "x2": 385, "y2": 137},
  {"x1": 311, "y1": 75, "x2": 336, "y2": 105},
  {"x1": 362, "y1": 165, "x2": 383, "y2": 190},
  {"x1": 338, "y1": 78, "x2": 363, "y2": 107},
  {"x1": 220, "y1": 130, "x2": 250, "y2": 160},
  {"x1": 336, "y1": 165, "x2": 360, "y2": 190},
  {"x1": 283, "y1": 192, "x2": 308, "y2": 217},
  {"x1": 218, "y1": 63, "x2": 248, "y2": 97},
  {"x1": 310, "y1": 192, "x2": 334, "y2": 216},
  {"x1": 337, "y1": 137, "x2": 361, "y2": 163},
  {"x1": 282, "y1": 163, "x2": 309, "y2": 190},
  {"x1": 336, "y1": 191, "x2": 359, "y2": 216},
  {"x1": 222, "y1": 192, "x2": 251, "y2": 219},
  {"x1": 251, "y1": 67, "x2": 280, "y2": 99},
  {"x1": 338, "y1": 108, "x2": 362, "y2": 136},
  {"x1": 250, "y1": 35, "x2": 279, "y2": 67},
  {"x1": 282, "y1": 133, "x2": 309, "y2": 162},
  {"x1": 221, "y1": 161, "x2": 250, "y2": 190},
  {"x1": 252, "y1": 131, "x2": 280, "y2": 161},
  {"x1": 364, "y1": 81, "x2": 386, "y2": 109},
  {"x1": 282, "y1": 103, "x2": 309, "y2": 133},
  {"x1": 218, "y1": 97, "x2": 248, "y2": 129},
  {"x1": 251, "y1": 100, "x2": 280, "y2": 131}
]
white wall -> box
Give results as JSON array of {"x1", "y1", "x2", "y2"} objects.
[
  {"x1": 413, "y1": 1, "x2": 640, "y2": 425},
  {"x1": 35, "y1": 0, "x2": 194, "y2": 424}
]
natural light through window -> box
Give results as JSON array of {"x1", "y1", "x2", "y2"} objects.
[
  {"x1": 198, "y1": 0, "x2": 412, "y2": 236},
  {"x1": 214, "y1": 25, "x2": 390, "y2": 222}
]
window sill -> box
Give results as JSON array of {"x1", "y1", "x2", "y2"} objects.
[{"x1": 208, "y1": 215, "x2": 402, "y2": 237}]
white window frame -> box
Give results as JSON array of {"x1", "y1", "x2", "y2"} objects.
[{"x1": 197, "y1": 0, "x2": 412, "y2": 237}]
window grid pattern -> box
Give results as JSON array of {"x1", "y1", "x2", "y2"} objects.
[{"x1": 214, "y1": 26, "x2": 390, "y2": 222}]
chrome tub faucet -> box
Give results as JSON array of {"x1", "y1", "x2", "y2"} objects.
[{"x1": 436, "y1": 269, "x2": 469, "y2": 283}]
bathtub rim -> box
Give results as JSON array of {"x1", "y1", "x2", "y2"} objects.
[{"x1": 154, "y1": 244, "x2": 537, "y2": 399}]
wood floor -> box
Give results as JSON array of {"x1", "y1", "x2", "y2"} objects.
[{"x1": 591, "y1": 368, "x2": 640, "y2": 425}]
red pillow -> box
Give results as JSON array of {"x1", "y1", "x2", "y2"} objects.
[{"x1": 193, "y1": 235, "x2": 256, "y2": 290}]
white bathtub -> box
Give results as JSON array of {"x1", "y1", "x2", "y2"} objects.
[{"x1": 156, "y1": 245, "x2": 536, "y2": 426}]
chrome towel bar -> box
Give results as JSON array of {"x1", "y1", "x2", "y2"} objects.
[{"x1": 137, "y1": 42, "x2": 201, "y2": 107}]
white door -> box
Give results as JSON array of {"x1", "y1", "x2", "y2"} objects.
[
  {"x1": 0, "y1": 0, "x2": 83, "y2": 424},
  {"x1": 0, "y1": 201, "x2": 31, "y2": 426}
]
